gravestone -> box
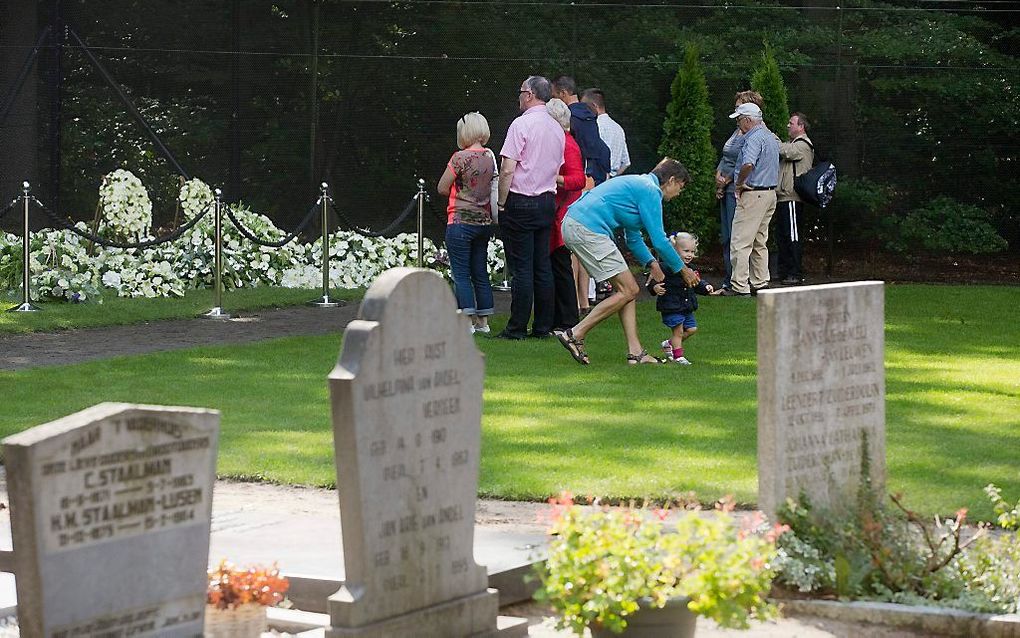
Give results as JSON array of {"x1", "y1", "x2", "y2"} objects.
[
  {"x1": 757, "y1": 282, "x2": 886, "y2": 517},
  {"x1": 326, "y1": 267, "x2": 499, "y2": 637},
  {"x1": 2, "y1": 402, "x2": 219, "y2": 637}
]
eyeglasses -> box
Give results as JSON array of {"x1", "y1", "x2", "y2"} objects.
[{"x1": 518, "y1": 89, "x2": 532, "y2": 96}]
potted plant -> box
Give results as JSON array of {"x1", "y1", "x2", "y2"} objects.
[
  {"x1": 534, "y1": 493, "x2": 785, "y2": 637},
  {"x1": 205, "y1": 559, "x2": 290, "y2": 638}
]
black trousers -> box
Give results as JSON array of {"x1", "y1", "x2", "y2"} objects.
[
  {"x1": 550, "y1": 244, "x2": 579, "y2": 331},
  {"x1": 499, "y1": 191, "x2": 556, "y2": 337},
  {"x1": 776, "y1": 200, "x2": 803, "y2": 280}
]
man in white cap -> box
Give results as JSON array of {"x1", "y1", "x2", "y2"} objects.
[{"x1": 719, "y1": 102, "x2": 780, "y2": 297}]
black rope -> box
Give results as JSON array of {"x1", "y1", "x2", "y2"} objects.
[
  {"x1": 32, "y1": 198, "x2": 213, "y2": 249},
  {"x1": 224, "y1": 197, "x2": 321, "y2": 247},
  {"x1": 0, "y1": 196, "x2": 21, "y2": 222},
  {"x1": 330, "y1": 194, "x2": 419, "y2": 238}
]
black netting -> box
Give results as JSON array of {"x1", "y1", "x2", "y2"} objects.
[{"x1": 2, "y1": 0, "x2": 1018, "y2": 250}]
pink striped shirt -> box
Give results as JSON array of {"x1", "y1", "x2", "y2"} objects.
[{"x1": 499, "y1": 105, "x2": 565, "y2": 196}]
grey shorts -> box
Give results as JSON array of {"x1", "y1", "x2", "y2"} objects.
[{"x1": 561, "y1": 216, "x2": 628, "y2": 282}]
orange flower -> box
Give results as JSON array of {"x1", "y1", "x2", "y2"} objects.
[{"x1": 207, "y1": 559, "x2": 289, "y2": 609}]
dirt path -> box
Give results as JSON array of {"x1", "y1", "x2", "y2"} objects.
[{"x1": 0, "y1": 292, "x2": 512, "y2": 371}]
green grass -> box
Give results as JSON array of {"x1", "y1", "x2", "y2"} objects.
[
  {"x1": 1, "y1": 284, "x2": 1017, "y2": 519},
  {"x1": 0, "y1": 287, "x2": 362, "y2": 335}
]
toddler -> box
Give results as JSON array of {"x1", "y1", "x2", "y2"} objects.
[{"x1": 646, "y1": 233, "x2": 713, "y2": 365}]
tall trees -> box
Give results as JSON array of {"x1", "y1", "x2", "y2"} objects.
[
  {"x1": 658, "y1": 44, "x2": 716, "y2": 241},
  {"x1": 750, "y1": 43, "x2": 790, "y2": 139}
]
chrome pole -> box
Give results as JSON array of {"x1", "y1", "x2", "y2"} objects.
[
  {"x1": 417, "y1": 178, "x2": 425, "y2": 269},
  {"x1": 9, "y1": 181, "x2": 40, "y2": 312},
  {"x1": 309, "y1": 182, "x2": 339, "y2": 307},
  {"x1": 203, "y1": 189, "x2": 230, "y2": 319}
]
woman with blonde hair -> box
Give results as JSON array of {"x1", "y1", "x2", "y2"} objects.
[
  {"x1": 438, "y1": 112, "x2": 498, "y2": 333},
  {"x1": 713, "y1": 90, "x2": 764, "y2": 293}
]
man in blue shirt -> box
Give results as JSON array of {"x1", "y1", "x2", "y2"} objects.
[
  {"x1": 720, "y1": 103, "x2": 780, "y2": 297},
  {"x1": 556, "y1": 158, "x2": 700, "y2": 365}
]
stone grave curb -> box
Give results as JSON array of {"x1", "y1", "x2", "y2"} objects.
[{"x1": 777, "y1": 598, "x2": 1020, "y2": 637}]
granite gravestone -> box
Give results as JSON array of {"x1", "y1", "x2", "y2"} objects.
[
  {"x1": 326, "y1": 268, "x2": 498, "y2": 637},
  {"x1": 2, "y1": 403, "x2": 219, "y2": 637},
  {"x1": 757, "y1": 282, "x2": 886, "y2": 517}
]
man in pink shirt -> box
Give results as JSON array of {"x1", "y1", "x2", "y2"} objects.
[{"x1": 496, "y1": 75, "x2": 565, "y2": 339}]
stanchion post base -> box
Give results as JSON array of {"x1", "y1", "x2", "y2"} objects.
[
  {"x1": 308, "y1": 295, "x2": 341, "y2": 308},
  {"x1": 7, "y1": 302, "x2": 41, "y2": 313},
  {"x1": 202, "y1": 307, "x2": 231, "y2": 320}
]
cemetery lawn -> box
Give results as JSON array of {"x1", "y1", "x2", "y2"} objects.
[
  {"x1": 1, "y1": 284, "x2": 1017, "y2": 520},
  {"x1": 0, "y1": 287, "x2": 362, "y2": 335}
]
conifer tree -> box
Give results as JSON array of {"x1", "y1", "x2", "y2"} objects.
[
  {"x1": 658, "y1": 43, "x2": 717, "y2": 241},
  {"x1": 750, "y1": 42, "x2": 790, "y2": 139}
]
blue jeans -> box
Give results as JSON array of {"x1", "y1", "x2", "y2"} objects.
[
  {"x1": 719, "y1": 190, "x2": 736, "y2": 289},
  {"x1": 445, "y1": 223, "x2": 495, "y2": 316}
]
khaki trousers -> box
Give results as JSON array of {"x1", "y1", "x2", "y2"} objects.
[{"x1": 729, "y1": 190, "x2": 777, "y2": 293}]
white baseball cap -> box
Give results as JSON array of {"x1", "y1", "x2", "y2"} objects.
[{"x1": 729, "y1": 103, "x2": 762, "y2": 119}]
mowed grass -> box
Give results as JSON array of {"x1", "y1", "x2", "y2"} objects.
[
  {"x1": 0, "y1": 284, "x2": 1017, "y2": 519},
  {"x1": 0, "y1": 286, "x2": 362, "y2": 335}
]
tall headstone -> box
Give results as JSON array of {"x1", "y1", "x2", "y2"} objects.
[
  {"x1": 757, "y1": 282, "x2": 886, "y2": 517},
  {"x1": 327, "y1": 268, "x2": 497, "y2": 637},
  {"x1": 2, "y1": 403, "x2": 219, "y2": 637}
]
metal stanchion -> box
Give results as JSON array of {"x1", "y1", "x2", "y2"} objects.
[
  {"x1": 203, "y1": 189, "x2": 230, "y2": 320},
  {"x1": 309, "y1": 182, "x2": 339, "y2": 308},
  {"x1": 416, "y1": 178, "x2": 426, "y2": 268},
  {"x1": 492, "y1": 239, "x2": 511, "y2": 291},
  {"x1": 8, "y1": 181, "x2": 40, "y2": 312}
]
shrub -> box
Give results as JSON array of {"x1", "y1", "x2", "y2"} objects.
[
  {"x1": 659, "y1": 43, "x2": 717, "y2": 242},
  {"x1": 886, "y1": 196, "x2": 1008, "y2": 255},
  {"x1": 749, "y1": 42, "x2": 790, "y2": 139}
]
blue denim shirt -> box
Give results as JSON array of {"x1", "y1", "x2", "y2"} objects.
[
  {"x1": 738, "y1": 123, "x2": 780, "y2": 189},
  {"x1": 716, "y1": 128, "x2": 745, "y2": 193}
]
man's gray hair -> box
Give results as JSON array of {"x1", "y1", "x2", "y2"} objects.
[{"x1": 524, "y1": 75, "x2": 552, "y2": 102}]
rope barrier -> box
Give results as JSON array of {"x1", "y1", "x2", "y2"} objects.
[
  {"x1": 223, "y1": 197, "x2": 322, "y2": 247},
  {"x1": 31, "y1": 198, "x2": 214, "y2": 249},
  {"x1": 329, "y1": 194, "x2": 419, "y2": 238},
  {"x1": 0, "y1": 196, "x2": 21, "y2": 222}
]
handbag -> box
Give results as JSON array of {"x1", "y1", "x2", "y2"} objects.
[{"x1": 485, "y1": 148, "x2": 500, "y2": 223}]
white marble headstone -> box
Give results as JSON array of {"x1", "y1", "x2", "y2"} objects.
[
  {"x1": 326, "y1": 268, "x2": 496, "y2": 637},
  {"x1": 757, "y1": 282, "x2": 886, "y2": 517},
  {"x1": 2, "y1": 402, "x2": 219, "y2": 637}
]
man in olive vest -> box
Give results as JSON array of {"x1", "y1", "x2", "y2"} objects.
[{"x1": 775, "y1": 112, "x2": 814, "y2": 285}]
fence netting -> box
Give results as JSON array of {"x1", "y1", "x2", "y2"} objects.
[{"x1": 2, "y1": 0, "x2": 1018, "y2": 252}]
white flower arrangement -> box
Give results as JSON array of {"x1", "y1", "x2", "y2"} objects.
[
  {"x1": 0, "y1": 177, "x2": 510, "y2": 303},
  {"x1": 97, "y1": 169, "x2": 153, "y2": 240}
]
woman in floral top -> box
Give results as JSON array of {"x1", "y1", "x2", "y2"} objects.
[{"x1": 437, "y1": 112, "x2": 497, "y2": 333}]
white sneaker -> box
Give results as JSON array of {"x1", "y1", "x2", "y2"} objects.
[
  {"x1": 660, "y1": 340, "x2": 674, "y2": 360},
  {"x1": 674, "y1": 356, "x2": 692, "y2": 365},
  {"x1": 473, "y1": 325, "x2": 491, "y2": 335}
]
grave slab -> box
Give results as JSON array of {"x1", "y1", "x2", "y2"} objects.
[
  {"x1": 757, "y1": 282, "x2": 886, "y2": 517},
  {"x1": 1, "y1": 402, "x2": 219, "y2": 637},
  {"x1": 326, "y1": 267, "x2": 500, "y2": 636}
]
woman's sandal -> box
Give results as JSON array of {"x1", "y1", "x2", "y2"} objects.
[
  {"x1": 557, "y1": 329, "x2": 590, "y2": 365},
  {"x1": 626, "y1": 349, "x2": 666, "y2": 365}
]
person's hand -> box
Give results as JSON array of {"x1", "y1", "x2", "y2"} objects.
[
  {"x1": 715, "y1": 172, "x2": 727, "y2": 187},
  {"x1": 648, "y1": 260, "x2": 666, "y2": 284},
  {"x1": 681, "y1": 267, "x2": 700, "y2": 288},
  {"x1": 715, "y1": 187, "x2": 724, "y2": 201},
  {"x1": 704, "y1": 283, "x2": 714, "y2": 293},
  {"x1": 584, "y1": 176, "x2": 596, "y2": 191},
  {"x1": 652, "y1": 282, "x2": 666, "y2": 296}
]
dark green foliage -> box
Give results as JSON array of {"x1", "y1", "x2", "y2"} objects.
[
  {"x1": 885, "y1": 197, "x2": 1009, "y2": 255},
  {"x1": 749, "y1": 42, "x2": 790, "y2": 139},
  {"x1": 658, "y1": 44, "x2": 717, "y2": 242}
]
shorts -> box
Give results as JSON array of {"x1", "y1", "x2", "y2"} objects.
[
  {"x1": 561, "y1": 216, "x2": 628, "y2": 283},
  {"x1": 662, "y1": 312, "x2": 697, "y2": 330}
]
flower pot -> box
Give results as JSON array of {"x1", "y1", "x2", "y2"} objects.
[
  {"x1": 590, "y1": 596, "x2": 697, "y2": 638},
  {"x1": 204, "y1": 602, "x2": 268, "y2": 638}
]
